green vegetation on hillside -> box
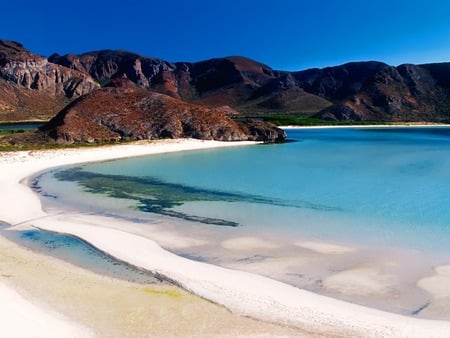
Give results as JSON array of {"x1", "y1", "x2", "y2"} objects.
[
  {"x1": 0, "y1": 129, "x2": 25, "y2": 136},
  {"x1": 260, "y1": 114, "x2": 386, "y2": 126},
  {"x1": 0, "y1": 130, "x2": 121, "y2": 152}
]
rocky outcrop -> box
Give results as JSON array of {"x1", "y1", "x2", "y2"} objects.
[
  {"x1": 0, "y1": 40, "x2": 99, "y2": 121},
  {"x1": 40, "y1": 80, "x2": 286, "y2": 144},
  {"x1": 1, "y1": 57, "x2": 98, "y2": 97},
  {"x1": 48, "y1": 50, "x2": 174, "y2": 90},
  {"x1": 236, "y1": 119, "x2": 287, "y2": 143},
  {"x1": 0, "y1": 41, "x2": 99, "y2": 97}
]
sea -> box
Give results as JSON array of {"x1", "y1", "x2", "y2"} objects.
[
  {"x1": 0, "y1": 122, "x2": 43, "y2": 131},
  {"x1": 12, "y1": 126, "x2": 450, "y2": 316},
  {"x1": 36, "y1": 127, "x2": 450, "y2": 255}
]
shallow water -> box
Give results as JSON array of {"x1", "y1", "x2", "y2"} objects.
[
  {"x1": 32, "y1": 127, "x2": 450, "y2": 317},
  {"x1": 0, "y1": 227, "x2": 161, "y2": 284},
  {"x1": 38, "y1": 127, "x2": 450, "y2": 255},
  {"x1": 0, "y1": 122, "x2": 43, "y2": 131}
]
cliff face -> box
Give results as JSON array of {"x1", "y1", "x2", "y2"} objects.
[
  {"x1": 0, "y1": 40, "x2": 99, "y2": 121},
  {"x1": 48, "y1": 50, "x2": 174, "y2": 90},
  {"x1": 40, "y1": 80, "x2": 286, "y2": 144}
]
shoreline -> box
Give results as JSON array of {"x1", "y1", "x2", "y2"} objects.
[
  {"x1": 1, "y1": 138, "x2": 450, "y2": 336},
  {"x1": 0, "y1": 225, "x2": 311, "y2": 337},
  {"x1": 280, "y1": 123, "x2": 450, "y2": 129}
]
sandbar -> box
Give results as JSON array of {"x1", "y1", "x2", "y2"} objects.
[{"x1": 0, "y1": 228, "x2": 311, "y2": 337}]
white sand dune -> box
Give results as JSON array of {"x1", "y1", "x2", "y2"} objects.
[{"x1": 1, "y1": 138, "x2": 450, "y2": 337}]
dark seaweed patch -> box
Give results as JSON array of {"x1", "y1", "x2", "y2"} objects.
[
  {"x1": 54, "y1": 167, "x2": 338, "y2": 227},
  {"x1": 411, "y1": 301, "x2": 431, "y2": 316}
]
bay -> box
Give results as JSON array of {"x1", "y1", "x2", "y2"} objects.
[
  {"x1": 33, "y1": 126, "x2": 450, "y2": 316},
  {"x1": 39, "y1": 127, "x2": 450, "y2": 255}
]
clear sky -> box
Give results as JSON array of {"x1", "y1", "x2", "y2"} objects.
[{"x1": 2, "y1": 0, "x2": 450, "y2": 71}]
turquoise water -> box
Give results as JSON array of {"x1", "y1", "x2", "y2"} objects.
[
  {"x1": 0, "y1": 122, "x2": 43, "y2": 131},
  {"x1": 38, "y1": 127, "x2": 450, "y2": 256}
]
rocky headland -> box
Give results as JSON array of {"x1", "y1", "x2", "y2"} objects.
[{"x1": 39, "y1": 78, "x2": 286, "y2": 143}]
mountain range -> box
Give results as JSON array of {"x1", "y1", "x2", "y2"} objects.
[{"x1": 1, "y1": 39, "x2": 450, "y2": 144}]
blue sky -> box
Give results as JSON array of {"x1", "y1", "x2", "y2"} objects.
[{"x1": 2, "y1": 0, "x2": 450, "y2": 70}]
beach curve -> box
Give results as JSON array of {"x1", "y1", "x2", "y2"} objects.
[{"x1": 1, "y1": 138, "x2": 450, "y2": 337}]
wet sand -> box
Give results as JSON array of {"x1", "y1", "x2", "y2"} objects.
[{"x1": 0, "y1": 232, "x2": 313, "y2": 337}]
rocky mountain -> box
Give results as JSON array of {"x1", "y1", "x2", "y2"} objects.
[
  {"x1": 49, "y1": 49, "x2": 450, "y2": 122},
  {"x1": 37, "y1": 79, "x2": 286, "y2": 143},
  {"x1": 0, "y1": 40, "x2": 98, "y2": 121},
  {"x1": 315, "y1": 62, "x2": 450, "y2": 121},
  {"x1": 48, "y1": 51, "x2": 287, "y2": 109},
  {"x1": 2, "y1": 39, "x2": 450, "y2": 124},
  {"x1": 46, "y1": 51, "x2": 331, "y2": 114}
]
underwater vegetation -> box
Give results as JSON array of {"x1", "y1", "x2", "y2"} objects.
[{"x1": 55, "y1": 168, "x2": 337, "y2": 227}]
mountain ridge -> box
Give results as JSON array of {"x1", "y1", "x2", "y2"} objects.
[{"x1": 1, "y1": 39, "x2": 450, "y2": 124}]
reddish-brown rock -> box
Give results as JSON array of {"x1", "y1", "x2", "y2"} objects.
[
  {"x1": 40, "y1": 82, "x2": 286, "y2": 143},
  {"x1": 0, "y1": 40, "x2": 99, "y2": 121}
]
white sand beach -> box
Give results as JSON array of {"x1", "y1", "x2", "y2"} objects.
[
  {"x1": 1, "y1": 138, "x2": 450, "y2": 337},
  {"x1": 0, "y1": 226, "x2": 311, "y2": 337},
  {"x1": 0, "y1": 280, "x2": 94, "y2": 337}
]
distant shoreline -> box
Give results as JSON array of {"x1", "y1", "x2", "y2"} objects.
[{"x1": 280, "y1": 123, "x2": 450, "y2": 129}]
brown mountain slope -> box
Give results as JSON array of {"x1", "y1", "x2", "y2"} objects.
[
  {"x1": 49, "y1": 49, "x2": 450, "y2": 121},
  {"x1": 316, "y1": 63, "x2": 450, "y2": 121},
  {"x1": 37, "y1": 80, "x2": 285, "y2": 144},
  {"x1": 0, "y1": 40, "x2": 99, "y2": 121},
  {"x1": 49, "y1": 51, "x2": 334, "y2": 113},
  {"x1": 0, "y1": 77, "x2": 66, "y2": 121},
  {"x1": 48, "y1": 52, "x2": 286, "y2": 108}
]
